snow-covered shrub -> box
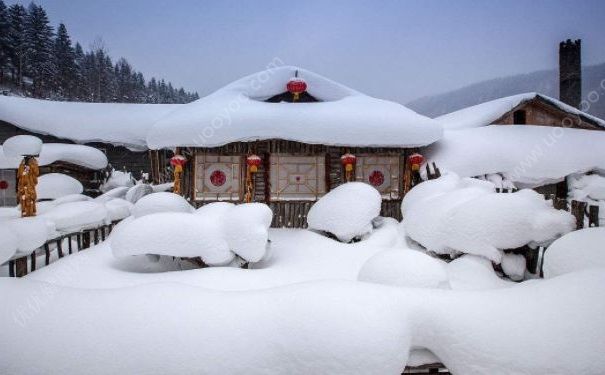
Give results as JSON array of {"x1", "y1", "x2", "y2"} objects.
[
  {"x1": 125, "y1": 183, "x2": 153, "y2": 203},
  {"x1": 358, "y1": 249, "x2": 448, "y2": 288},
  {"x1": 446, "y1": 255, "x2": 512, "y2": 290},
  {"x1": 132, "y1": 192, "x2": 193, "y2": 218},
  {"x1": 100, "y1": 169, "x2": 135, "y2": 192},
  {"x1": 404, "y1": 174, "x2": 575, "y2": 263},
  {"x1": 543, "y1": 227, "x2": 605, "y2": 278},
  {"x1": 104, "y1": 198, "x2": 134, "y2": 221},
  {"x1": 2, "y1": 135, "x2": 42, "y2": 157},
  {"x1": 568, "y1": 172, "x2": 605, "y2": 226},
  {"x1": 111, "y1": 212, "x2": 234, "y2": 266},
  {"x1": 41, "y1": 201, "x2": 110, "y2": 232},
  {"x1": 111, "y1": 203, "x2": 272, "y2": 266},
  {"x1": 37, "y1": 173, "x2": 83, "y2": 200},
  {"x1": 500, "y1": 252, "x2": 526, "y2": 281},
  {"x1": 307, "y1": 182, "x2": 381, "y2": 242}
]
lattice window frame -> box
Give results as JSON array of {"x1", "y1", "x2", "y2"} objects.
[
  {"x1": 354, "y1": 155, "x2": 402, "y2": 200},
  {"x1": 194, "y1": 152, "x2": 243, "y2": 201},
  {"x1": 269, "y1": 154, "x2": 327, "y2": 201}
]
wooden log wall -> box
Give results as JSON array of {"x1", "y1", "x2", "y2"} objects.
[{"x1": 183, "y1": 140, "x2": 412, "y2": 227}]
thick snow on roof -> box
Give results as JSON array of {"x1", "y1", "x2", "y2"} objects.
[
  {"x1": 0, "y1": 143, "x2": 108, "y2": 170},
  {"x1": 425, "y1": 126, "x2": 605, "y2": 187},
  {"x1": 0, "y1": 96, "x2": 180, "y2": 150},
  {"x1": 147, "y1": 66, "x2": 442, "y2": 149},
  {"x1": 436, "y1": 92, "x2": 605, "y2": 130}
]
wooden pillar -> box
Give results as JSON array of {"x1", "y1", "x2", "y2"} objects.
[
  {"x1": 571, "y1": 200, "x2": 587, "y2": 230},
  {"x1": 15, "y1": 256, "x2": 28, "y2": 277},
  {"x1": 589, "y1": 205, "x2": 600, "y2": 227}
]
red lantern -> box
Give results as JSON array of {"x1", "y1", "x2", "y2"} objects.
[
  {"x1": 340, "y1": 153, "x2": 356, "y2": 173},
  {"x1": 246, "y1": 154, "x2": 262, "y2": 173},
  {"x1": 286, "y1": 78, "x2": 307, "y2": 101},
  {"x1": 0, "y1": 180, "x2": 8, "y2": 190},
  {"x1": 170, "y1": 154, "x2": 187, "y2": 172},
  {"x1": 408, "y1": 153, "x2": 424, "y2": 172}
]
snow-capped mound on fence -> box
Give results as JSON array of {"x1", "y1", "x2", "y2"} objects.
[
  {"x1": 424, "y1": 126, "x2": 605, "y2": 187},
  {"x1": 543, "y1": 227, "x2": 605, "y2": 278},
  {"x1": 112, "y1": 203, "x2": 272, "y2": 265},
  {"x1": 1, "y1": 143, "x2": 107, "y2": 170},
  {"x1": 104, "y1": 198, "x2": 133, "y2": 221},
  {"x1": 100, "y1": 170, "x2": 135, "y2": 192},
  {"x1": 37, "y1": 173, "x2": 83, "y2": 200},
  {"x1": 95, "y1": 186, "x2": 130, "y2": 203},
  {"x1": 147, "y1": 66, "x2": 442, "y2": 149},
  {"x1": 41, "y1": 201, "x2": 110, "y2": 232},
  {"x1": 3, "y1": 217, "x2": 51, "y2": 258},
  {"x1": 132, "y1": 192, "x2": 193, "y2": 218},
  {"x1": 358, "y1": 249, "x2": 448, "y2": 288},
  {"x1": 568, "y1": 173, "x2": 605, "y2": 201},
  {"x1": 0, "y1": 226, "x2": 18, "y2": 264},
  {"x1": 2, "y1": 135, "x2": 42, "y2": 157},
  {"x1": 125, "y1": 183, "x2": 153, "y2": 203},
  {"x1": 404, "y1": 174, "x2": 575, "y2": 263},
  {"x1": 307, "y1": 182, "x2": 382, "y2": 242}
]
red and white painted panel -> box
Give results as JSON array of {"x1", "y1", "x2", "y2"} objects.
[
  {"x1": 0, "y1": 169, "x2": 16, "y2": 207},
  {"x1": 270, "y1": 154, "x2": 326, "y2": 201},
  {"x1": 355, "y1": 155, "x2": 401, "y2": 199},
  {"x1": 194, "y1": 153, "x2": 242, "y2": 201}
]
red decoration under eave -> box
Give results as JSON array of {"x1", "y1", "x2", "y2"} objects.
[
  {"x1": 340, "y1": 153, "x2": 356, "y2": 166},
  {"x1": 286, "y1": 78, "x2": 307, "y2": 95},
  {"x1": 408, "y1": 153, "x2": 424, "y2": 171},
  {"x1": 0, "y1": 180, "x2": 8, "y2": 190},
  {"x1": 246, "y1": 154, "x2": 262, "y2": 173},
  {"x1": 170, "y1": 155, "x2": 187, "y2": 167}
]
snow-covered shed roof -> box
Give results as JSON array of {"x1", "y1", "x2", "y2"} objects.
[
  {"x1": 146, "y1": 66, "x2": 442, "y2": 149},
  {"x1": 425, "y1": 125, "x2": 605, "y2": 187},
  {"x1": 0, "y1": 143, "x2": 108, "y2": 170},
  {"x1": 436, "y1": 93, "x2": 605, "y2": 130},
  {"x1": 0, "y1": 96, "x2": 181, "y2": 150}
]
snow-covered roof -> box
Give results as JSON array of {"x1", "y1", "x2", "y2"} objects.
[
  {"x1": 436, "y1": 93, "x2": 605, "y2": 130},
  {"x1": 425, "y1": 125, "x2": 605, "y2": 187},
  {"x1": 0, "y1": 96, "x2": 181, "y2": 150},
  {"x1": 0, "y1": 143, "x2": 108, "y2": 170},
  {"x1": 146, "y1": 66, "x2": 442, "y2": 149}
]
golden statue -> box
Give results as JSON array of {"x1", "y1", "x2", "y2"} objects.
[{"x1": 18, "y1": 156, "x2": 39, "y2": 217}]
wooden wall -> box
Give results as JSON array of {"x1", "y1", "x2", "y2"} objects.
[{"x1": 182, "y1": 140, "x2": 411, "y2": 227}]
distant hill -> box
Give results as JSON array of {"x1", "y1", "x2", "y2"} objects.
[{"x1": 407, "y1": 63, "x2": 605, "y2": 120}]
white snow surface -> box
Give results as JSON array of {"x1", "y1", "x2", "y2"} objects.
[
  {"x1": 358, "y1": 249, "x2": 449, "y2": 289},
  {"x1": 436, "y1": 92, "x2": 605, "y2": 130},
  {"x1": 1, "y1": 135, "x2": 42, "y2": 157},
  {"x1": 0, "y1": 96, "x2": 180, "y2": 150},
  {"x1": 132, "y1": 192, "x2": 193, "y2": 218},
  {"x1": 222, "y1": 203, "x2": 273, "y2": 263},
  {"x1": 0, "y1": 226, "x2": 18, "y2": 265},
  {"x1": 403, "y1": 174, "x2": 575, "y2": 262},
  {"x1": 40, "y1": 201, "x2": 110, "y2": 232},
  {"x1": 500, "y1": 252, "x2": 527, "y2": 281},
  {"x1": 1, "y1": 143, "x2": 107, "y2": 169},
  {"x1": 37, "y1": 173, "x2": 83, "y2": 200},
  {"x1": 425, "y1": 125, "x2": 605, "y2": 187},
  {"x1": 104, "y1": 198, "x2": 133, "y2": 221},
  {"x1": 99, "y1": 170, "x2": 135, "y2": 192},
  {"x1": 543, "y1": 227, "x2": 605, "y2": 278},
  {"x1": 124, "y1": 183, "x2": 153, "y2": 203},
  {"x1": 147, "y1": 66, "x2": 442, "y2": 149},
  {"x1": 307, "y1": 182, "x2": 382, "y2": 242},
  {"x1": 3, "y1": 217, "x2": 50, "y2": 257}
]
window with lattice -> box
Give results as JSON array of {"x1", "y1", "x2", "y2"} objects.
[
  {"x1": 355, "y1": 155, "x2": 401, "y2": 199},
  {"x1": 194, "y1": 153, "x2": 242, "y2": 201},
  {"x1": 269, "y1": 154, "x2": 326, "y2": 201}
]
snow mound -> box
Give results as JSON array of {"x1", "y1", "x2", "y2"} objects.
[
  {"x1": 147, "y1": 66, "x2": 442, "y2": 149},
  {"x1": 223, "y1": 203, "x2": 273, "y2": 263},
  {"x1": 307, "y1": 182, "x2": 382, "y2": 242},
  {"x1": 404, "y1": 174, "x2": 574, "y2": 263},
  {"x1": 112, "y1": 212, "x2": 234, "y2": 265},
  {"x1": 195, "y1": 202, "x2": 235, "y2": 218},
  {"x1": 4, "y1": 217, "x2": 50, "y2": 257},
  {"x1": 425, "y1": 126, "x2": 605, "y2": 187},
  {"x1": 37, "y1": 173, "x2": 83, "y2": 200},
  {"x1": 104, "y1": 198, "x2": 133, "y2": 221},
  {"x1": 132, "y1": 192, "x2": 193, "y2": 218},
  {"x1": 41, "y1": 201, "x2": 110, "y2": 232},
  {"x1": 568, "y1": 173, "x2": 605, "y2": 201},
  {"x1": 1, "y1": 143, "x2": 108, "y2": 170},
  {"x1": 500, "y1": 252, "x2": 526, "y2": 281},
  {"x1": 543, "y1": 227, "x2": 605, "y2": 278},
  {"x1": 100, "y1": 170, "x2": 135, "y2": 192},
  {"x1": 125, "y1": 183, "x2": 153, "y2": 203},
  {"x1": 358, "y1": 249, "x2": 449, "y2": 288},
  {"x1": 95, "y1": 186, "x2": 129, "y2": 203},
  {"x1": 0, "y1": 226, "x2": 18, "y2": 264},
  {"x1": 446, "y1": 255, "x2": 512, "y2": 290},
  {"x1": 2, "y1": 135, "x2": 42, "y2": 157}
]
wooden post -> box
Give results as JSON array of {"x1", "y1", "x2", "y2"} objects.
[
  {"x1": 44, "y1": 243, "x2": 50, "y2": 265},
  {"x1": 571, "y1": 200, "x2": 587, "y2": 230},
  {"x1": 82, "y1": 231, "x2": 91, "y2": 249},
  {"x1": 68, "y1": 235, "x2": 73, "y2": 254},
  {"x1": 15, "y1": 256, "x2": 28, "y2": 277},
  {"x1": 8, "y1": 260, "x2": 15, "y2": 277},
  {"x1": 30, "y1": 252, "x2": 36, "y2": 271},
  {"x1": 589, "y1": 205, "x2": 599, "y2": 227},
  {"x1": 57, "y1": 239, "x2": 64, "y2": 258}
]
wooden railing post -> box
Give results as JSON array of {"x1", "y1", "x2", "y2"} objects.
[
  {"x1": 589, "y1": 205, "x2": 600, "y2": 227},
  {"x1": 571, "y1": 200, "x2": 586, "y2": 230},
  {"x1": 15, "y1": 256, "x2": 28, "y2": 277}
]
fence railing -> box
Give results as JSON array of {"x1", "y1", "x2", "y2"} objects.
[{"x1": 6, "y1": 221, "x2": 120, "y2": 278}]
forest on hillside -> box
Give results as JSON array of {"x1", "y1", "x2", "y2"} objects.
[{"x1": 0, "y1": 1, "x2": 199, "y2": 104}]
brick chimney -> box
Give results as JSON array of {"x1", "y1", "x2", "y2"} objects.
[{"x1": 559, "y1": 39, "x2": 582, "y2": 109}]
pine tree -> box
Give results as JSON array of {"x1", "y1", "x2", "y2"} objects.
[
  {"x1": 72, "y1": 42, "x2": 85, "y2": 100},
  {"x1": 24, "y1": 3, "x2": 55, "y2": 97},
  {"x1": 53, "y1": 23, "x2": 77, "y2": 99},
  {"x1": 7, "y1": 4, "x2": 27, "y2": 87},
  {"x1": 0, "y1": 0, "x2": 9, "y2": 83}
]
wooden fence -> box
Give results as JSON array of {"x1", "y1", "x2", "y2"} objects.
[
  {"x1": 403, "y1": 363, "x2": 451, "y2": 374},
  {"x1": 6, "y1": 221, "x2": 120, "y2": 278}
]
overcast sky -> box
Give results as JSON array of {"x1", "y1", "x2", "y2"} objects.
[{"x1": 7, "y1": 0, "x2": 605, "y2": 103}]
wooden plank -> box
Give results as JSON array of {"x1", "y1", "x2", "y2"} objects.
[
  {"x1": 44, "y1": 243, "x2": 50, "y2": 265},
  {"x1": 15, "y1": 256, "x2": 28, "y2": 277},
  {"x1": 57, "y1": 239, "x2": 64, "y2": 258},
  {"x1": 589, "y1": 205, "x2": 599, "y2": 227}
]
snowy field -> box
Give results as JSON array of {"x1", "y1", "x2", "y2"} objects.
[{"x1": 2, "y1": 179, "x2": 605, "y2": 374}]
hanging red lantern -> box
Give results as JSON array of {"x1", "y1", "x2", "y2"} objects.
[
  {"x1": 246, "y1": 154, "x2": 262, "y2": 173},
  {"x1": 408, "y1": 153, "x2": 424, "y2": 172},
  {"x1": 286, "y1": 78, "x2": 307, "y2": 101},
  {"x1": 340, "y1": 153, "x2": 356, "y2": 172},
  {"x1": 170, "y1": 154, "x2": 187, "y2": 172}
]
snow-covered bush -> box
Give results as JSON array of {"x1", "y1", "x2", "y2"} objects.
[
  {"x1": 500, "y1": 252, "x2": 526, "y2": 281},
  {"x1": 446, "y1": 255, "x2": 512, "y2": 290},
  {"x1": 100, "y1": 169, "x2": 135, "y2": 192},
  {"x1": 37, "y1": 173, "x2": 83, "y2": 200},
  {"x1": 125, "y1": 183, "x2": 153, "y2": 203},
  {"x1": 404, "y1": 173, "x2": 575, "y2": 263},
  {"x1": 358, "y1": 249, "x2": 448, "y2": 288},
  {"x1": 307, "y1": 182, "x2": 381, "y2": 242},
  {"x1": 2, "y1": 135, "x2": 42, "y2": 157},
  {"x1": 543, "y1": 227, "x2": 605, "y2": 278},
  {"x1": 111, "y1": 203, "x2": 272, "y2": 266},
  {"x1": 568, "y1": 172, "x2": 605, "y2": 226},
  {"x1": 132, "y1": 192, "x2": 193, "y2": 218},
  {"x1": 104, "y1": 198, "x2": 134, "y2": 221}
]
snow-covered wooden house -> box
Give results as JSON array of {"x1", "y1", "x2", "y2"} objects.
[{"x1": 145, "y1": 66, "x2": 443, "y2": 226}]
